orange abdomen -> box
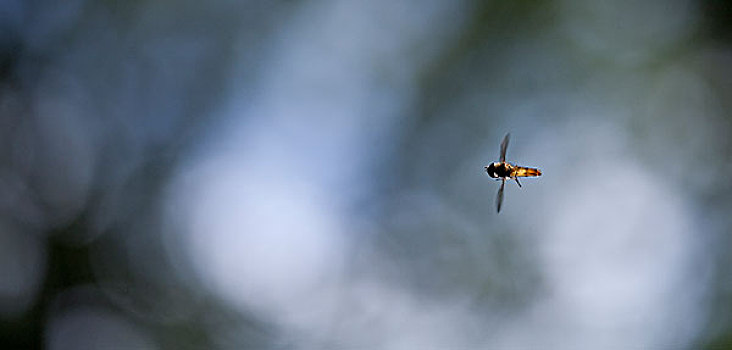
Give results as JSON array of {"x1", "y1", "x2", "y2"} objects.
[{"x1": 514, "y1": 166, "x2": 542, "y2": 177}]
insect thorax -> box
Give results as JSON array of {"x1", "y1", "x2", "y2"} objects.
[{"x1": 486, "y1": 162, "x2": 510, "y2": 178}]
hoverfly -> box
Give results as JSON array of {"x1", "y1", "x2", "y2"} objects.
[{"x1": 484, "y1": 133, "x2": 542, "y2": 213}]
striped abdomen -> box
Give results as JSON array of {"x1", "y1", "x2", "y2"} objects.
[{"x1": 511, "y1": 165, "x2": 542, "y2": 177}]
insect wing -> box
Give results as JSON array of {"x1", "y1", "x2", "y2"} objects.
[
  {"x1": 499, "y1": 133, "x2": 510, "y2": 162},
  {"x1": 496, "y1": 178, "x2": 505, "y2": 213}
]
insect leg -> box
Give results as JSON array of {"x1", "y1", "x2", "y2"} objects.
[{"x1": 514, "y1": 177, "x2": 522, "y2": 187}]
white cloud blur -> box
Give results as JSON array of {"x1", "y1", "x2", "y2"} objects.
[{"x1": 168, "y1": 158, "x2": 347, "y2": 323}]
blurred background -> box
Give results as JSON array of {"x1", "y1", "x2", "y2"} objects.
[{"x1": 1, "y1": 0, "x2": 732, "y2": 349}]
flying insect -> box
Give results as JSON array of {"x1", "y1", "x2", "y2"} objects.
[{"x1": 485, "y1": 133, "x2": 542, "y2": 213}]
